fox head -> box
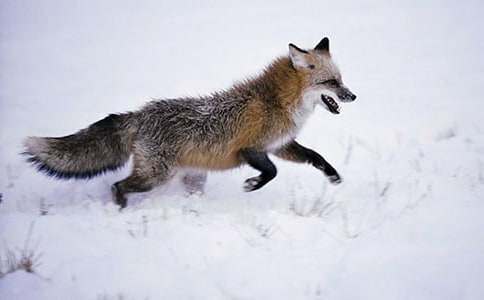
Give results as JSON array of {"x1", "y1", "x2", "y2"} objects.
[{"x1": 289, "y1": 37, "x2": 356, "y2": 114}]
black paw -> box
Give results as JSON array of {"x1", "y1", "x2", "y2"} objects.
[
  {"x1": 111, "y1": 185, "x2": 127, "y2": 209},
  {"x1": 327, "y1": 173, "x2": 342, "y2": 185},
  {"x1": 315, "y1": 164, "x2": 342, "y2": 185},
  {"x1": 243, "y1": 176, "x2": 265, "y2": 192},
  {"x1": 324, "y1": 167, "x2": 342, "y2": 184}
]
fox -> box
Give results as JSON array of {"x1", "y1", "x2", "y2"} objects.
[{"x1": 24, "y1": 37, "x2": 356, "y2": 208}]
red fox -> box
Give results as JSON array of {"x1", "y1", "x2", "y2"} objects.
[{"x1": 24, "y1": 37, "x2": 356, "y2": 208}]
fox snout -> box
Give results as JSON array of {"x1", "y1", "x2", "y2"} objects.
[
  {"x1": 320, "y1": 86, "x2": 356, "y2": 115},
  {"x1": 336, "y1": 86, "x2": 357, "y2": 102}
]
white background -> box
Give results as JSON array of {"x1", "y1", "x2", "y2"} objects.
[{"x1": 1, "y1": 0, "x2": 483, "y2": 299}]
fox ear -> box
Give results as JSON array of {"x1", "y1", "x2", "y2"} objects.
[
  {"x1": 289, "y1": 43, "x2": 309, "y2": 69},
  {"x1": 314, "y1": 37, "x2": 329, "y2": 52}
]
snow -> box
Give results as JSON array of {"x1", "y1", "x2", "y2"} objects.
[{"x1": 1, "y1": 0, "x2": 484, "y2": 299}]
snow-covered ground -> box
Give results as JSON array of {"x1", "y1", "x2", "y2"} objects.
[{"x1": 1, "y1": 0, "x2": 484, "y2": 299}]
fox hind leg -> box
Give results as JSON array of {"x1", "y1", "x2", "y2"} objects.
[
  {"x1": 112, "y1": 147, "x2": 176, "y2": 208},
  {"x1": 182, "y1": 171, "x2": 207, "y2": 195},
  {"x1": 112, "y1": 174, "x2": 155, "y2": 208}
]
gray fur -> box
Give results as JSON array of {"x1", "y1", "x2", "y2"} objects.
[{"x1": 132, "y1": 93, "x2": 245, "y2": 153}]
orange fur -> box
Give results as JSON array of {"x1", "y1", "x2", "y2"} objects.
[{"x1": 178, "y1": 57, "x2": 308, "y2": 171}]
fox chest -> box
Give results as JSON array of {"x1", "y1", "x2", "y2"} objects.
[{"x1": 264, "y1": 99, "x2": 315, "y2": 151}]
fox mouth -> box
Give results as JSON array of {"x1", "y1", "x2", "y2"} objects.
[{"x1": 321, "y1": 95, "x2": 340, "y2": 114}]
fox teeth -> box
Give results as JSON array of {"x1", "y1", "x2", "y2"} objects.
[
  {"x1": 327, "y1": 98, "x2": 339, "y2": 110},
  {"x1": 321, "y1": 94, "x2": 340, "y2": 114}
]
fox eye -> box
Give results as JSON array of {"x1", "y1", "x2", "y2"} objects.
[{"x1": 317, "y1": 79, "x2": 339, "y2": 87}]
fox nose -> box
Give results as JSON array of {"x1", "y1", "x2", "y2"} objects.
[{"x1": 351, "y1": 94, "x2": 357, "y2": 101}]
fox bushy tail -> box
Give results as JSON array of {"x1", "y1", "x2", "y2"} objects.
[{"x1": 24, "y1": 113, "x2": 135, "y2": 179}]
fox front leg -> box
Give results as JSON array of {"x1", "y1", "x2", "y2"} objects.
[
  {"x1": 275, "y1": 141, "x2": 342, "y2": 184},
  {"x1": 239, "y1": 148, "x2": 277, "y2": 192}
]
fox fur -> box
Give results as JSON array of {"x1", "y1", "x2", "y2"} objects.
[{"x1": 24, "y1": 37, "x2": 356, "y2": 208}]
